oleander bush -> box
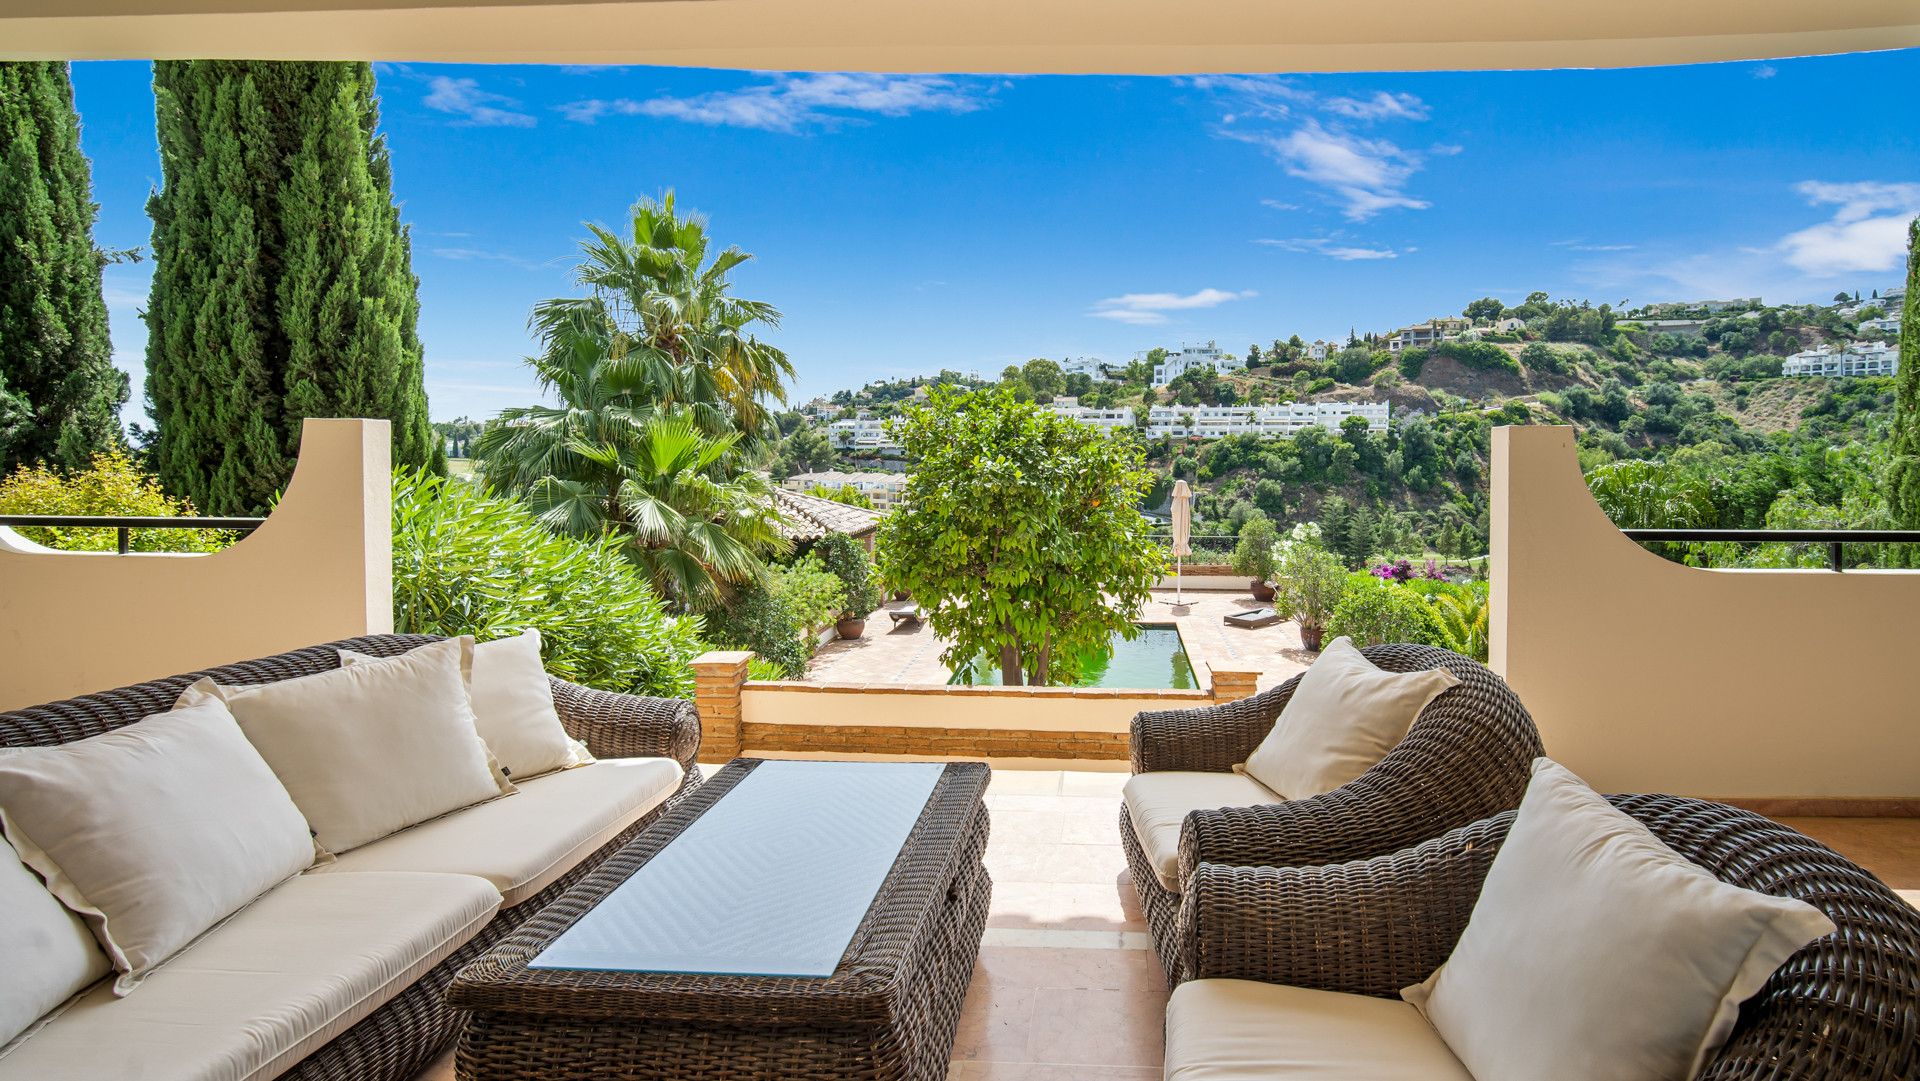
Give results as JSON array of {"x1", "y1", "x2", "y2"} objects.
[{"x1": 391, "y1": 468, "x2": 702, "y2": 698}]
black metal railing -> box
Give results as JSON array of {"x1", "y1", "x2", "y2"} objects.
[
  {"x1": 0, "y1": 514, "x2": 265, "y2": 554},
  {"x1": 1618, "y1": 528, "x2": 1920, "y2": 572}
]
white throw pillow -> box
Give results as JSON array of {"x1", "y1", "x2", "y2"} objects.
[
  {"x1": 1240, "y1": 636, "x2": 1457, "y2": 799},
  {"x1": 1402, "y1": 758, "x2": 1836, "y2": 1081},
  {"x1": 0, "y1": 833, "x2": 111, "y2": 1043},
  {"x1": 180, "y1": 635, "x2": 514, "y2": 854},
  {"x1": 0, "y1": 700, "x2": 318, "y2": 995},
  {"x1": 340, "y1": 630, "x2": 590, "y2": 781}
]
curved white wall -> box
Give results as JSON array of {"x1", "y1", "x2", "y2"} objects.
[
  {"x1": 0, "y1": 419, "x2": 392, "y2": 711},
  {"x1": 1490, "y1": 425, "x2": 1919, "y2": 803}
]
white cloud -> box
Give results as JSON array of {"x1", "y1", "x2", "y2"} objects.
[
  {"x1": 430, "y1": 246, "x2": 566, "y2": 271},
  {"x1": 1257, "y1": 236, "x2": 1400, "y2": 260},
  {"x1": 1322, "y1": 90, "x2": 1429, "y2": 122},
  {"x1": 1183, "y1": 75, "x2": 1307, "y2": 121},
  {"x1": 1230, "y1": 120, "x2": 1431, "y2": 221},
  {"x1": 424, "y1": 77, "x2": 536, "y2": 128},
  {"x1": 1776, "y1": 181, "x2": 1920, "y2": 276},
  {"x1": 560, "y1": 73, "x2": 986, "y2": 133},
  {"x1": 1752, "y1": 64, "x2": 1778, "y2": 80},
  {"x1": 1260, "y1": 199, "x2": 1301, "y2": 211},
  {"x1": 1553, "y1": 239, "x2": 1636, "y2": 252},
  {"x1": 1088, "y1": 287, "x2": 1256, "y2": 325}
]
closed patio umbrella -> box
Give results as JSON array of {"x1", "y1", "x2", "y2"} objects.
[{"x1": 1170, "y1": 479, "x2": 1192, "y2": 605}]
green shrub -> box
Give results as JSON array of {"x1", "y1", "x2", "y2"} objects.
[
  {"x1": 1326, "y1": 575, "x2": 1450, "y2": 649},
  {"x1": 814, "y1": 532, "x2": 883, "y2": 617},
  {"x1": 1432, "y1": 340, "x2": 1521, "y2": 374},
  {"x1": 705, "y1": 580, "x2": 810, "y2": 679},
  {"x1": 1229, "y1": 516, "x2": 1279, "y2": 581},
  {"x1": 0, "y1": 450, "x2": 236, "y2": 552},
  {"x1": 768, "y1": 554, "x2": 847, "y2": 633},
  {"x1": 1273, "y1": 536, "x2": 1348, "y2": 633},
  {"x1": 391, "y1": 469, "x2": 702, "y2": 698},
  {"x1": 1397, "y1": 347, "x2": 1429, "y2": 380}
]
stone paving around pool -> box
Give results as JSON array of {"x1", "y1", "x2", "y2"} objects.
[{"x1": 805, "y1": 590, "x2": 1313, "y2": 692}]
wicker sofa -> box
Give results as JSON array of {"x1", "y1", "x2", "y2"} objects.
[
  {"x1": 1123, "y1": 643, "x2": 1543, "y2": 983},
  {"x1": 1164, "y1": 794, "x2": 1920, "y2": 1079},
  {"x1": 0, "y1": 633, "x2": 700, "y2": 1081}
]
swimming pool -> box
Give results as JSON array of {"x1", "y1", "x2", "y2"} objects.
[{"x1": 949, "y1": 624, "x2": 1195, "y2": 689}]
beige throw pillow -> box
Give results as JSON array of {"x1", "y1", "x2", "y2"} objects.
[
  {"x1": 341, "y1": 630, "x2": 590, "y2": 781},
  {"x1": 0, "y1": 699, "x2": 318, "y2": 995},
  {"x1": 1402, "y1": 758, "x2": 1836, "y2": 1081},
  {"x1": 0, "y1": 833, "x2": 111, "y2": 1042},
  {"x1": 1240, "y1": 636, "x2": 1457, "y2": 799},
  {"x1": 181, "y1": 636, "x2": 514, "y2": 854}
]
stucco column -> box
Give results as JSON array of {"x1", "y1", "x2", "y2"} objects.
[
  {"x1": 1209, "y1": 666, "x2": 1261, "y2": 704},
  {"x1": 691, "y1": 650, "x2": 753, "y2": 763}
]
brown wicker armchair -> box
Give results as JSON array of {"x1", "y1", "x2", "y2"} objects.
[
  {"x1": 1180, "y1": 794, "x2": 1920, "y2": 1080},
  {"x1": 0, "y1": 633, "x2": 702, "y2": 1081},
  {"x1": 1122, "y1": 642, "x2": 1542, "y2": 983}
]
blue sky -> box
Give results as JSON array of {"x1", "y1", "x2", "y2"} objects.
[{"x1": 70, "y1": 50, "x2": 1919, "y2": 424}]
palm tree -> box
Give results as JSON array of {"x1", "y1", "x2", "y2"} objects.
[
  {"x1": 527, "y1": 190, "x2": 793, "y2": 444},
  {"x1": 481, "y1": 409, "x2": 785, "y2": 610},
  {"x1": 477, "y1": 192, "x2": 794, "y2": 608}
]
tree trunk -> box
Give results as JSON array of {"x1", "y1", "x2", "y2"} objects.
[
  {"x1": 1033, "y1": 637, "x2": 1051, "y2": 685},
  {"x1": 998, "y1": 642, "x2": 1024, "y2": 687}
]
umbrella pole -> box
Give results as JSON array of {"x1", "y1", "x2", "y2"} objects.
[{"x1": 1176, "y1": 553, "x2": 1184, "y2": 605}]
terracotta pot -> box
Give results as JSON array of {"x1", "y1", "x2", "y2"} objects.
[
  {"x1": 836, "y1": 617, "x2": 868, "y2": 639},
  {"x1": 1250, "y1": 579, "x2": 1276, "y2": 602},
  {"x1": 1299, "y1": 624, "x2": 1325, "y2": 652}
]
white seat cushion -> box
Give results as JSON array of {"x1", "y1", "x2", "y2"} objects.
[
  {"x1": 0, "y1": 699, "x2": 320, "y2": 994},
  {"x1": 0, "y1": 871, "x2": 499, "y2": 1081},
  {"x1": 182, "y1": 635, "x2": 514, "y2": 855},
  {"x1": 341, "y1": 630, "x2": 591, "y2": 782},
  {"x1": 1166, "y1": 978, "x2": 1472, "y2": 1080},
  {"x1": 309, "y1": 757, "x2": 682, "y2": 907},
  {"x1": 1402, "y1": 758, "x2": 1836, "y2": 1081},
  {"x1": 0, "y1": 835, "x2": 109, "y2": 1046},
  {"x1": 1122, "y1": 771, "x2": 1283, "y2": 892},
  {"x1": 1241, "y1": 636, "x2": 1458, "y2": 800}
]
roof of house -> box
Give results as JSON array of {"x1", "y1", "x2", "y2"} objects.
[{"x1": 771, "y1": 487, "x2": 883, "y2": 543}]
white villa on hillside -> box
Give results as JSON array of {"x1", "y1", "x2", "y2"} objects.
[
  {"x1": 826, "y1": 414, "x2": 899, "y2": 453},
  {"x1": 780, "y1": 470, "x2": 910, "y2": 510},
  {"x1": 1387, "y1": 319, "x2": 1468, "y2": 352},
  {"x1": 1860, "y1": 314, "x2": 1903, "y2": 336},
  {"x1": 1146, "y1": 342, "x2": 1243, "y2": 385},
  {"x1": 1143, "y1": 401, "x2": 1390, "y2": 439},
  {"x1": 1060, "y1": 356, "x2": 1112, "y2": 380},
  {"x1": 1781, "y1": 342, "x2": 1899, "y2": 378},
  {"x1": 1307, "y1": 339, "x2": 1334, "y2": 360}
]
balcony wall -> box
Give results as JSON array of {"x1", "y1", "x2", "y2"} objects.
[
  {"x1": 0, "y1": 419, "x2": 392, "y2": 713},
  {"x1": 1490, "y1": 424, "x2": 1919, "y2": 808}
]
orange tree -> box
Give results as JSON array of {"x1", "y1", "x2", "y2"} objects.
[{"x1": 874, "y1": 385, "x2": 1165, "y2": 686}]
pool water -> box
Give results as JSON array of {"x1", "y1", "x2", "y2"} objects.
[{"x1": 950, "y1": 625, "x2": 1195, "y2": 689}]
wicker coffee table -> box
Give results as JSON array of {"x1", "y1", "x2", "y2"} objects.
[{"x1": 448, "y1": 758, "x2": 992, "y2": 1081}]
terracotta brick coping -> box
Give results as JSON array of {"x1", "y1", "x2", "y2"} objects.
[{"x1": 743, "y1": 680, "x2": 1212, "y2": 701}]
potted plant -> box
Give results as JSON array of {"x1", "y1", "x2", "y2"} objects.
[
  {"x1": 816, "y1": 533, "x2": 883, "y2": 639},
  {"x1": 1230, "y1": 517, "x2": 1280, "y2": 601},
  {"x1": 1275, "y1": 538, "x2": 1349, "y2": 652}
]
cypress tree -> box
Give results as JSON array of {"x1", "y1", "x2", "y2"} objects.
[
  {"x1": 146, "y1": 61, "x2": 440, "y2": 515},
  {"x1": 0, "y1": 62, "x2": 127, "y2": 473}
]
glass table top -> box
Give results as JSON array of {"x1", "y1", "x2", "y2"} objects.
[{"x1": 529, "y1": 760, "x2": 945, "y2": 978}]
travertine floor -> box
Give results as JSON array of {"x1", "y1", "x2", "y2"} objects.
[
  {"x1": 412, "y1": 771, "x2": 1920, "y2": 1081},
  {"x1": 806, "y1": 590, "x2": 1312, "y2": 691}
]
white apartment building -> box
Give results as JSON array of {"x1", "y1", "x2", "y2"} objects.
[
  {"x1": 781, "y1": 470, "x2": 910, "y2": 510},
  {"x1": 1146, "y1": 342, "x2": 1245, "y2": 385},
  {"x1": 1143, "y1": 401, "x2": 1390, "y2": 439},
  {"x1": 826, "y1": 414, "x2": 900, "y2": 453},
  {"x1": 1045, "y1": 402, "x2": 1137, "y2": 432},
  {"x1": 1859, "y1": 314, "x2": 1903, "y2": 336},
  {"x1": 1781, "y1": 342, "x2": 1899, "y2": 378}
]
